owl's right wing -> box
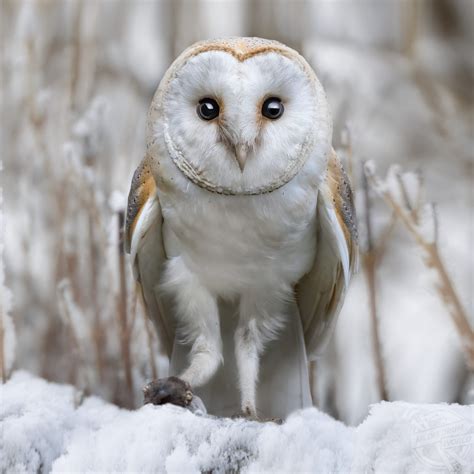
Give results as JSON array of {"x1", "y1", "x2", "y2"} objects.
[{"x1": 125, "y1": 156, "x2": 175, "y2": 357}]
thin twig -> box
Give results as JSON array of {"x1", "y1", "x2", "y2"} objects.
[
  {"x1": 89, "y1": 213, "x2": 106, "y2": 382},
  {"x1": 374, "y1": 211, "x2": 398, "y2": 265},
  {"x1": 340, "y1": 126, "x2": 354, "y2": 185},
  {"x1": 366, "y1": 165, "x2": 474, "y2": 370},
  {"x1": 116, "y1": 210, "x2": 133, "y2": 406},
  {"x1": 308, "y1": 360, "x2": 317, "y2": 406},
  {"x1": 361, "y1": 162, "x2": 389, "y2": 400},
  {"x1": 70, "y1": 0, "x2": 83, "y2": 112},
  {"x1": 57, "y1": 280, "x2": 88, "y2": 391}
]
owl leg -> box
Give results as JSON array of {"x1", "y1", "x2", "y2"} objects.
[
  {"x1": 165, "y1": 258, "x2": 223, "y2": 389},
  {"x1": 144, "y1": 259, "x2": 222, "y2": 410},
  {"x1": 177, "y1": 295, "x2": 223, "y2": 388},
  {"x1": 234, "y1": 321, "x2": 260, "y2": 417},
  {"x1": 235, "y1": 293, "x2": 271, "y2": 419},
  {"x1": 235, "y1": 291, "x2": 288, "y2": 421}
]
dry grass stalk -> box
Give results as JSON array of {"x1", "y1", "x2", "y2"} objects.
[
  {"x1": 88, "y1": 214, "x2": 106, "y2": 383},
  {"x1": 308, "y1": 360, "x2": 317, "y2": 405},
  {"x1": 58, "y1": 152, "x2": 106, "y2": 384},
  {"x1": 0, "y1": 163, "x2": 8, "y2": 383},
  {"x1": 339, "y1": 132, "x2": 392, "y2": 401},
  {"x1": 365, "y1": 163, "x2": 474, "y2": 371},
  {"x1": 70, "y1": 0, "x2": 83, "y2": 112},
  {"x1": 128, "y1": 281, "x2": 139, "y2": 338},
  {"x1": 57, "y1": 279, "x2": 87, "y2": 391},
  {"x1": 116, "y1": 210, "x2": 134, "y2": 406},
  {"x1": 361, "y1": 163, "x2": 389, "y2": 401},
  {"x1": 374, "y1": 212, "x2": 398, "y2": 265},
  {"x1": 340, "y1": 126, "x2": 354, "y2": 184}
]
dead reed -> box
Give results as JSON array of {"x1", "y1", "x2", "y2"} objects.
[{"x1": 365, "y1": 162, "x2": 474, "y2": 371}]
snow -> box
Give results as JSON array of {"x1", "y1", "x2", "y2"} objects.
[{"x1": 1, "y1": 372, "x2": 472, "y2": 473}]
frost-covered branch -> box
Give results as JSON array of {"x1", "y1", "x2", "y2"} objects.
[
  {"x1": 57, "y1": 278, "x2": 90, "y2": 390},
  {"x1": 365, "y1": 162, "x2": 474, "y2": 370}
]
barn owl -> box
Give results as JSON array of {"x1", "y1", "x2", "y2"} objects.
[{"x1": 125, "y1": 38, "x2": 358, "y2": 421}]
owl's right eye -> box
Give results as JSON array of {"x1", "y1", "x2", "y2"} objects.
[{"x1": 197, "y1": 98, "x2": 220, "y2": 121}]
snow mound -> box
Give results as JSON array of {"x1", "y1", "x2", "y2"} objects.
[{"x1": 1, "y1": 372, "x2": 472, "y2": 473}]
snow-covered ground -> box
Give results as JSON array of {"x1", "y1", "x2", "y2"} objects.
[{"x1": 1, "y1": 371, "x2": 472, "y2": 473}]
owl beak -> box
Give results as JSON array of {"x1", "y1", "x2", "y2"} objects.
[{"x1": 234, "y1": 144, "x2": 248, "y2": 172}]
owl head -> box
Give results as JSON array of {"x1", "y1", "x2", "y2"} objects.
[{"x1": 148, "y1": 38, "x2": 332, "y2": 196}]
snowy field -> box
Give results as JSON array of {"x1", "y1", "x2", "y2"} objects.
[{"x1": 2, "y1": 371, "x2": 473, "y2": 473}]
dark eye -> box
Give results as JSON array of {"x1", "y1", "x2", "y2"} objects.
[
  {"x1": 197, "y1": 98, "x2": 220, "y2": 121},
  {"x1": 262, "y1": 97, "x2": 284, "y2": 120}
]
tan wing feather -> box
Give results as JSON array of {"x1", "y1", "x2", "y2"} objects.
[
  {"x1": 125, "y1": 156, "x2": 175, "y2": 357},
  {"x1": 297, "y1": 150, "x2": 358, "y2": 360},
  {"x1": 125, "y1": 157, "x2": 156, "y2": 254}
]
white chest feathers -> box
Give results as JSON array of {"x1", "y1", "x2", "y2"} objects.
[{"x1": 159, "y1": 180, "x2": 318, "y2": 298}]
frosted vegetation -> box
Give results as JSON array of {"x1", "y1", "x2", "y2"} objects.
[
  {"x1": 0, "y1": 1, "x2": 473, "y2": 470},
  {"x1": 2, "y1": 372, "x2": 472, "y2": 473}
]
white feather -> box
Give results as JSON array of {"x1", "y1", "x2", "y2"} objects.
[
  {"x1": 323, "y1": 204, "x2": 351, "y2": 288},
  {"x1": 130, "y1": 194, "x2": 160, "y2": 280}
]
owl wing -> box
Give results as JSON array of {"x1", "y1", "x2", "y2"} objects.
[
  {"x1": 296, "y1": 149, "x2": 358, "y2": 360},
  {"x1": 125, "y1": 156, "x2": 175, "y2": 357}
]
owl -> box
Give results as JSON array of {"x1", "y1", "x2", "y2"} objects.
[{"x1": 125, "y1": 38, "x2": 358, "y2": 421}]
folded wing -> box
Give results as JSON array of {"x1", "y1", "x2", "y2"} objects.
[
  {"x1": 297, "y1": 150, "x2": 358, "y2": 360},
  {"x1": 125, "y1": 156, "x2": 175, "y2": 357}
]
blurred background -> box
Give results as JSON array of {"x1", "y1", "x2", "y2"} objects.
[{"x1": 1, "y1": 0, "x2": 472, "y2": 424}]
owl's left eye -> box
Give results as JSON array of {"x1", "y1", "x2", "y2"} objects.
[
  {"x1": 262, "y1": 97, "x2": 284, "y2": 120},
  {"x1": 197, "y1": 98, "x2": 220, "y2": 121}
]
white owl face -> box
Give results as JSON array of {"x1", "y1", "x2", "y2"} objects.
[{"x1": 152, "y1": 39, "x2": 332, "y2": 195}]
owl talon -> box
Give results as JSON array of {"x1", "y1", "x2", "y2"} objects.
[
  {"x1": 231, "y1": 410, "x2": 282, "y2": 424},
  {"x1": 143, "y1": 376, "x2": 193, "y2": 408}
]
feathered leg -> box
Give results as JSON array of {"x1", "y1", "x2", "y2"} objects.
[
  {"x1": 234, "y1": 318, "x2": 261, "y2": 417},
  {"x1": 143, "y1": 257, "x2": 222, "y2": 408},
  {"x1": 169, "y1": 258, "x2": 223, "y2": 387},
  {"x1": 235, "y1": 292, "x2": 286, "y2": 420}
]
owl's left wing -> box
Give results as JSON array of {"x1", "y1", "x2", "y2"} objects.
[{"x1": 296, "y1": 150, "x2": 358, "y2": 360}]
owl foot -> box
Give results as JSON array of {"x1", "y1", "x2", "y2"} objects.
[
  {"x1": 143, "y1": 376, "x2": 193, "y2": 408},
  {"x1": 232, "y1": 409, "x2": 282, "y2": 424}
]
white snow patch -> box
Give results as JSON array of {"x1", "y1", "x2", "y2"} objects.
[{"x1": 1, "y1": 372, "x2": 472, "y2": 473}]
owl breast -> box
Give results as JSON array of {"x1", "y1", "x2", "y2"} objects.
[{"x1": 159, "y1": 177, "x2": 318, "y2": 298}]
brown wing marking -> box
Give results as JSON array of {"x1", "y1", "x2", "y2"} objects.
[
  {"x1": 325, "y1": 150, "x2": 358, "y2": 267},
  {"x1": 125, "y1": 157, "x2": 156, "y2": 253}
]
